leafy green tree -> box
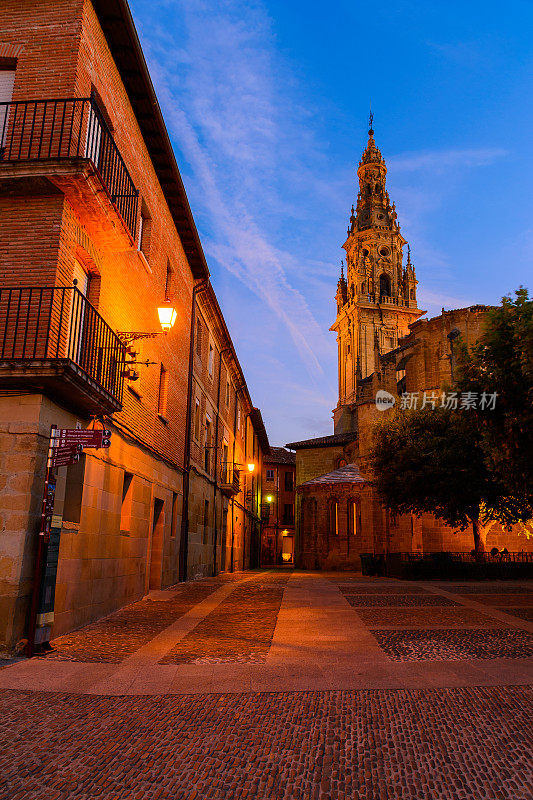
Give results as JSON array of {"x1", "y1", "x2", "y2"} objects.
[
  {"x1": 369, "y1": 406, "x2": 531, "y2": 558},
  {"x1": 456, "y1": 287, "x2": 533, "y2": 507}
]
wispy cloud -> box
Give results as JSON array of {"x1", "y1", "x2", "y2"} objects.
[
  {"x1": 136, "y1": 0, "x2": 333, "y2": 374},
  {"x1": 389, "y1": 147, "x2": 507, "y2": 173}
]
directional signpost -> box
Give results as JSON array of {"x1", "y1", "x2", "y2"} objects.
[{"x1": 27, "y1": 425, "x2": 112, "y2": 656}]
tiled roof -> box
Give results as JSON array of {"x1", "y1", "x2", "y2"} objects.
[
  {"x1": 298, "y1": 463, "x2": 365, "y2": 489},
  {"x1": 264, "y1": 447, "x2": 296, "y2": 465},
  {"x1": 285, "y1": 432, "x2": 357, "y2": 450}
]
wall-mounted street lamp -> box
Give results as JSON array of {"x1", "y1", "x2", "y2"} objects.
[
  {"x1": 118, "y1": 300, "x2": 177, "y2": 346},
  {"x1": 266, "y1": 495, "x2": 273, "y2": 503},
  {"x1": 247, "y1": 462, "x2": 255, "y2": 473}
]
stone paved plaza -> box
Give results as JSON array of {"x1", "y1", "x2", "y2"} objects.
[{"x1": 1, "y1": 571, "x2": 532, "y2": 799}]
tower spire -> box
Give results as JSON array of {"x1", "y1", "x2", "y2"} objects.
[{"x1": 368, "y1": 104, "x2": 374, "y2": 136}]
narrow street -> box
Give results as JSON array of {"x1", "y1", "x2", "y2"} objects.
[{"x1": 1, "y1": 571, "x2": 532, "y2": 799}]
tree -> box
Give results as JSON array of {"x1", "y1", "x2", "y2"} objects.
[
  {"x1": 456, "y1": 287, "x2": 533, "y2": 508},
  {"x1": 369, "y1": 406, "x2": 531, "y2": 558}
]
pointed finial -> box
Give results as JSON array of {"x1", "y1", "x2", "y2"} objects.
[
  {"x1": 368, "y1": 102, "x2": 374, "y2": 136},
  {"x1": 407, "y1": 244, "x2": 411, "y2": 262},
  {"x1": 340, "y1": 260, "x2": 345, "y2": 279}
]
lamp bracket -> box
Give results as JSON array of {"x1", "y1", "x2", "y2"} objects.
[{"x1": 117, "y1": 331, "x2": 165, "y2": 345}]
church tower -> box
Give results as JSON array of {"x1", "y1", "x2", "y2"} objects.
[{"x1": 331, "y1": 116, "x2": 423, "y2": 427}]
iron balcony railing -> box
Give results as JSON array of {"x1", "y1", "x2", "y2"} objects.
[
  {"x1": 0, "y1": 285, "x2": 125, "y2": 405},
  {"x1": 220, "y1": 463, "x2": 241, "y2": 495},
  {"x1": 0, "y1": 97, "x2": 139, "y2": 238}
]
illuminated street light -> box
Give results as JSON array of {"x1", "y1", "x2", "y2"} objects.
[
  {"x1": 157, "y1": 301, "x2": 177, "y2": 332},
  {"x1": 247, "y1": 462, "x2": 255, "y2": 473},
  {"x1": 266, "y1": 495, "x2": 273, "y2": 503}
]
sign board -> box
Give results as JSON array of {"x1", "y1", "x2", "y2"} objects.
[{"x1": 51, "y1": 429, "x2": 111, "y2": 449}]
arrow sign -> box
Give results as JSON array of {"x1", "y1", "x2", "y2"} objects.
[
  {"x1": 51, "y1": 429, "x2": 112, "y2": 449},
  {"x1": 48, "y1": 447, "x2": 80, "y2": 468}
]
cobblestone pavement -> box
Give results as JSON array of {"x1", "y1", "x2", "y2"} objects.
[
  {"x1": 440, "y1": 584, "x2": 532, "y2": 593},
  {"x1": 47, "y1": 578, "x2": 230, "y2": 662},
  {"x1": 160, "y1": 573, "x2": 289, "y2": 664},
  {"x1": 1, "y1": 572, "x2": 532, "y2": 799},
  {"x1": 355, "y1": 607, "x2": 511, "y2": 628},
  {"x1": 343, "y1": 593, "x2": 459, "y2": 607},
  {"x1": 0, "y1": 686, "x2": 531, "y2": 800},
  {"x1": 375, "y1": 629, "x2": 533, "y2": 660},
  {"x1": 502, "y1": 608, "x2": 533, "y2": 622}
]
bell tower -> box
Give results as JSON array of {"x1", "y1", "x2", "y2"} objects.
[{"x1": 331, "y1": 116, "x2": 424, "y2": 425}]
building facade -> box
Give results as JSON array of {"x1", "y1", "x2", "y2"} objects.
[
  {"x1": 186, "y1": 284, "x2": 268, "y2": 579},
  {"x1": 0, "y1": 0, "x2": 268, "y2": 655},
  {"x1": 289, "y1": 123, "x2": 533, "y2": 569},
  {"x1": 260, "y1": 448, "x2": 296, "y2": 566}
]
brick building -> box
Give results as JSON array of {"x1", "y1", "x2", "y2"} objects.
[
  {"x1": 289, "y1": 122, "x2": 533, "y2": 569},
  {"x1": 0, "y1": 0, "x2": 269, "y2": 655},
  {"x1": 187, "y1": 283, "x2": 269, "y2": 579},
  {"x1": 260, "y1": 448, "x2": 296, "y2": 565}
]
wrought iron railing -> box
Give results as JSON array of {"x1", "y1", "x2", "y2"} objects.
[
  {"x1": 0, "y1": 285, "x2": 125, "y2": 404},
  {"x1": 0, "y1": 97, "x2": 139, "y2": 237},
  {"x1": 399, "y1": 551, "x2": 533, "y2": 564},
  {"x1": 220, "y1": 462, "x2": 241, "y2": 494}
]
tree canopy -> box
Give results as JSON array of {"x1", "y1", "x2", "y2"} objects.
[{"x1": 456, "y1": 287, "x2": 533, "y2": 507}]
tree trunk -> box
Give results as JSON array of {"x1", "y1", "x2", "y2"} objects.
[{"x1": 472, "y1": 518, "x2": 487, "y2": 562}]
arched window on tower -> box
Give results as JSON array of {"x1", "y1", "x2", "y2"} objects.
[
  {"x1": 410, "y1": 288, "x2": 415, "y2": 300},
  {"x1": 379, "y1": 273, "x2": 391, "y2": 298}
]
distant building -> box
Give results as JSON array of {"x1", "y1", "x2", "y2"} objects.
[
  {"x1": 260, "y1": 448, "x2": 296, "y2": 565},
  {"x1": 0, "y1": 0, "x2": 269, "y2": 655},
  {"x1": 288, "y1": 121, "x2": 533, "y2": 569}
]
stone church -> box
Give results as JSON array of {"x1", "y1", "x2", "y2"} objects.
[{"x1": 286, "y1": 120, "x2": 533, "y2": 569}]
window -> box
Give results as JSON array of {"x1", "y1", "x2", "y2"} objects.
[
  {"x1": 158, "y1": 364, "x2": 168, "y2": 417},
  {"x1": 236, "y1": 403, "x2": 241, "y2": 432},
  {"x1": 266, "y1": 469, "x2": 275, "y2": 482},
  {"x1": 193, "y1": 398, "x2": 201, "y2": 441},
  {"x1": 222, "y1": 441, "x2": 229, "y2": 482},
  {"x1": 329, "y1": 500, "x2": 338, "y2": 536},
  {"x1": 165, "y1": 261, "x2": 173, "y2": 299},
  {"x1": 284, "y1": 471, "x2": 293, "y2": 491},
  {"x1": 225, "y1": 380, "x2": 230, "y2": 407},
  {"x1": 0, "y1": 67, "x2": 16, "y2": 149},
  {"x1": 170, "y1": 491, "x2": 179, "y2": 538},
  {"x1": 138, "y1": 203, "x2": 152, "y2": 258},
  {"x1": 204, "y1": 416, "x2": 212, "y2": 472},
  {"x1": 379, "y1": 273, "x2": 391, "y2": 298},
  {"x1": 283, "y1": 504, "x2": 294, "y2": 525},
  {"x1": 347, "y1": 500, "x2": 358, "y2": 536},
  {"x1": 208, "y1": 343, "x2": 214, "y2": 377},
  {"x1": 196, "y1": 318, "x2": 202, "y2": 356},
  {"x1": 120, "y1": 472, "x2": 134, "y2": 533},
  {"x1": 203, "y1": 499, "x2": 209, "y2": 545}
]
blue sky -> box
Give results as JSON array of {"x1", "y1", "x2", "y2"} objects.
[{"x1": 130, "y1": 0, "x2": 533, "y2": 446}]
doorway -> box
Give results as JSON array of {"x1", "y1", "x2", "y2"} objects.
[{"x1": 149, "y1": 498, "x2": 165, "y2": 590}]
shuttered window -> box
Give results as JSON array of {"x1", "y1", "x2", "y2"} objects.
[{"x1": 0, "y1": 69, "x2": 15, "y2": 147}]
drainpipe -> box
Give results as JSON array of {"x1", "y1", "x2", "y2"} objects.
[
  {"x1": 212, "y1": 347, "x2": 231, "y2": 577},
  {"x1": 179, "y1": 278, "x2": 209, "y2": 582}
]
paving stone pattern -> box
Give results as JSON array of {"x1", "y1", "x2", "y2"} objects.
[
  {"x1": 343, "y1": 594, "x2": 459, "y2": 607},
  {"x1": 355, "y1": 608, "x2": 511, "y2": 628},
  {"x1": 375, "y1": 629, "x2": 533, "y2": 661},
  {"x1": 47, "y1": 579, "x2": 228, "y2": 663},
  {"x1": 1, "y1": 687, "x2": 531, "y2": 800},
  {"x1": 160, "y1": 574, "x2": 289, "y2": 664},
  {"x1": 501, "y1": 608, "x2": 533, "y2": 623},
  {"x1": 469, "y1": 594, "x2": 533, "y2": 606},
  {"x1": 336, "y1": 585, "x2": 429, "y2": 594},
  {"x1": 441, "y1": 584, "x2": 532, "y2": 594}
]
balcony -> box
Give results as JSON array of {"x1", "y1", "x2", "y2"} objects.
[
  {"x1": 0, "y1": 97, "x2": 139, "y2": 240},
  {"x1": 0, "y1": 285, "x2": 125, "y2": 414},
  {"x1": 219, "y1": 463, "x2": 241, "y2": 498}
]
